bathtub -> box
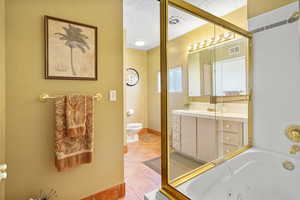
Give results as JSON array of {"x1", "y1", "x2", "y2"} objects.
[{"x1": 177, "y1": 148, "x2": 300, "y2": 200}]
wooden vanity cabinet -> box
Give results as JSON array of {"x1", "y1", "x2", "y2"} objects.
[
  {"x1": 180, "y1": 116, "x2": 197, "y2": 158},
  {"x1": 172, "y1": 113, "x2": 245, "y2": 162},
  {"x1": 172, "y1": 114, "x2": 181, "y2": 152},
  {"x1": 172, "y1": 114, "x2": 218, "y2": 162},
  {"x1": 197, "y1": 118, "x2": 218, "y2": 162},
  {"x1": 218, "y1": 120, "x2": 244, "y2": 156}
]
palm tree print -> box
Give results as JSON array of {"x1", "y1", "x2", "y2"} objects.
[{"x1": 55, "y1": 24, "x2": 90, "y2": 76}]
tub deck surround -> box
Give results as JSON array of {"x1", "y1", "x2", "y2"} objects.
[
  {"x1": 176, "y1": 148, "x2": 300, "y2": 199},
  {"x1": 146, "y1": 148, "x2": 300, "y2": 200},
  {"x1": 172, "y1": 109, "x2": 248, "y2": 122}
]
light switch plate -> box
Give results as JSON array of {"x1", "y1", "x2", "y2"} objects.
[
  {"x1": 0, "y1": 164, "x2": 7, "y2": 171},
  {"x1": 109, "y1": 90, "x2": 117, "y2": 101},
  {"x1": 0, "y1": 172, "x2": 7, "y2": 181}
]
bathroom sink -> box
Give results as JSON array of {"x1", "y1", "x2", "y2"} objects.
[
  {"x1": 172, "y1": 110, "x2": 247, "y2": 120},
  {"x1": 173, "y1": 109, "x2": 219, "y2": 115}
]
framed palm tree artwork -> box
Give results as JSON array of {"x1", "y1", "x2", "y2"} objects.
[{"x1": 45, "y1": 16, "x2": 97, "y2": 80}]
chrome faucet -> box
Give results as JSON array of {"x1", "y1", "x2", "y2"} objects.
[
  {"x1": 207, "y1": 107, "x2": 216, "y2": 112},
  {"x1": 289, "y1": 145, "x2": 300, "y2": 154}
]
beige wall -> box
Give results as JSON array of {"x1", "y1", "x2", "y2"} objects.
[
  {"x1": 0, "y1": 0, "x2": 5, "y2": 199},
  {"x1": 147, "y1": 49, "x2": 162, "y2": 131},
  {"x1": 2, "y1": 0, "x2": 295, "y2": 198},
  {"x1": 147, "y1": 6, "x2": 247, "y2": 131},
  {"x1": 123, "y1": 31, "x2": 127, "y2": 145},
  {"x1": 5, "y1": 0, "x2": 124, "y2": 199},
  {"x1": 125, "y1": 48, "x2": 148, "y2": 128},
  {"x1": 248, "y1": 0, "x2": 297, "y2": 18}
]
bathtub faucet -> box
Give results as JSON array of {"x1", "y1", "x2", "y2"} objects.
[{"x1": 289, "y1": 145, "x2": 300, "y2": 154}]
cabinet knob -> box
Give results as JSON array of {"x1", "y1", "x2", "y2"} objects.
[{"x1": 225, "y1": 124, "x2": 231, "y2": 128}]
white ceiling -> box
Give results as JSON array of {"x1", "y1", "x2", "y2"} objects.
[{"x1": 123, "y1": 0, "x2": 246, "y2": 50}]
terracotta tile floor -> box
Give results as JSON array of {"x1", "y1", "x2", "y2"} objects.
[{"x1": 121, "y1": 133, "x2": 161, "y2": 200}]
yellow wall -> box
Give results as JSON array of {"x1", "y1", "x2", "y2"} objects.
[
  {"x1": 0, "y1": 0, "x2": 5, "y2": 199},
  {"x1": 5, "y1": 0, "x2": 124, "y2": 199},
  {"x1": 2, "y1": 0, "x2": 295, "y2": 198},
  {"x1": 147, "y1": 6, "x2": 247, "y2": 131},
  {"x1": 125, "y1": 48, "x2": 148, "y2": 128},
  {"x1": 147, "y1": 49, "x2": 162, "y2": 131},
  {"x1": 123, "y1": 31, "x2": 127, "y2": 145},
  {"x1": 248, "y1": 0, "x2": 297, "y2": 18}
]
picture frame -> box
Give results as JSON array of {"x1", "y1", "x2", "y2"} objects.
[{"x1": 44, "y1": 16, "x2": 98, "y2": 80}]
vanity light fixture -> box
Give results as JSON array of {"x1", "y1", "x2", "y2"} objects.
[
  {"x1": 135, "y1": 40, "x2": 145, "y2": 47},
  {"x1": 224, "y1": 32, "x2": 231, "y2": 38},
  {"x1": 207, "y1": 39, "x2": 213, "y2": 45},
  {"x1": 188, "y1": 32, "x2": 235, "y2": 53},
  {"x1": 193, "y1": 43, "x2": 198, "y2": 50},
  {"x1": 215, "y1": 35, "x2": 222, "y2": 42}
]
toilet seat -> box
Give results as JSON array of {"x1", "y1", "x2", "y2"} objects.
[{"x1": 126, "y1": 123, "x2": 143, "y2": 143}]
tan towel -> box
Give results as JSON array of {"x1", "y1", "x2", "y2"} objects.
[{"x1": 54, "y1": 95, "x2": 94, "y2": 172}]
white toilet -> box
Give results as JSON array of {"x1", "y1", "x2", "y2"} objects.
[{"x1": 126, "y1": 123, "x2": 143, "y2": 143}]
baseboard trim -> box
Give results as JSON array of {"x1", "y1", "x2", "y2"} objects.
[
  {"x1": 147, "y1": 128, "x2": 161, "y2": 136},
  {"x1": 124, "y1": 145, "x2": 128, "y2": 154},
  {"x1": 138, "y1": 128, "x2": 161, "y2": 136},
  {"x1": 138, "y1": 128, "x2": 148, "y2": 135},
  {"x1": 81, "y1": 183, "x2": 125, "y2": 200}
]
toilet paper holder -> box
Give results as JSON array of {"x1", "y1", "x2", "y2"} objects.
[{"x1": 127, "y1": 109, "x2": 135, "y2": 116}]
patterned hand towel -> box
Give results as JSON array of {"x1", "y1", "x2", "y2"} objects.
[
  {"x1": 66, "y1": 95, "x2": 87, "y2": 137},
  {"x1": 54, "y1": 95, "x2": 94, "y2": 172}
]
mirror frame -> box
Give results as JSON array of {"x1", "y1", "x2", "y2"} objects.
[{"x1": 159, "y1": 0, "x2": 253, "y2": 199}]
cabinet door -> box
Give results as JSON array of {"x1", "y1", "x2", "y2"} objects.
[
  {"x1": 197, "y1": 118, "x2": 218, "y2": 162},
  {"x1": 172, "y1": 114, "x2": 181, "y2": 151},
  {"x1": 181, "y1": 116, "x2": 197, "y2": 158}
]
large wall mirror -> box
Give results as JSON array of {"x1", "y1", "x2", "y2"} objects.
[
  {"x1": 188, "y1": 38, "x2": 247, "y2": 97},
  {"x1": 160, "y1": 0, "x2": 252, "y2": 199}
]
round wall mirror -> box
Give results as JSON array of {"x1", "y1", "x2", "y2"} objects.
[{"x1": 126, "y1": 67, "x2": 139, "y2": 86}]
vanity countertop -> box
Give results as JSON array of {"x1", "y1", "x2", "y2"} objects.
[{"x1": 172, "y1": 109, "x2": 247, "y2": 122}]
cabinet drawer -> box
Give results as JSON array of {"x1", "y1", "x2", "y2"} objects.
[
  {"x1": 172, "y1": 115, "x2": 181, "y2": 131},
  {"x1": 172, "y1": 125, "x2": 179, "y2": 133},
  {"x1": 223, "y1": 132, "x2": 242, "y2": 146},
  {"x1": 172, "y1": 131, "x2": 180, "y2": 142},
  {"x1": 223, "y1": 144, "x2": 239, "y2": 155},
  {"x1": 218, "y1": 120, "x2": 243, "y2": 133}
]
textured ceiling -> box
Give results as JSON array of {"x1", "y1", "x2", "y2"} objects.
[{"x1": 123, "y1": 0, "x2": 247, "y2": 50}]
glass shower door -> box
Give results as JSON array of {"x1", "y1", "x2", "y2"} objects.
[{"x1": 159, "y1": 0, "x2": 252, "y2": 199}]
